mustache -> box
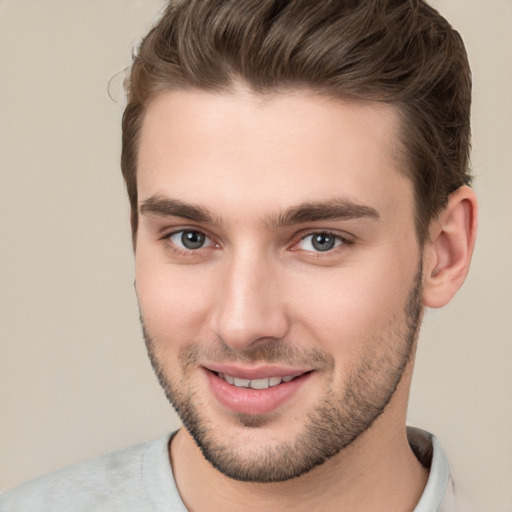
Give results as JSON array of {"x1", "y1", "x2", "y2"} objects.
[
  {"x1": 180, "y1": 339, "x2": 334, "y2": 370},
  {"x1": 141, "y1": 321, "x2": 333, "y2": 371}
]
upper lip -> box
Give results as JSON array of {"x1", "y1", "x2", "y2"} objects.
[{"x1": 203, "y1": 363, "x2": 311, "y2": 380}]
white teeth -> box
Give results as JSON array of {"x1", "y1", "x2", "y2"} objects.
[
  {"x1": 269, "y1": 376, "x2": 282, "y2": 386},
  {"x1": 250, "y1": 378, "x2": 270, "y2": 389},
  {"x1": 233, "y1": 377, "x2": 251, "y2": 387},
  {"x1": 218, "y1": 373, "x2": 298, "y2": 388}
]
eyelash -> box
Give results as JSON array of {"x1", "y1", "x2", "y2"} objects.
[
  {"x1": 161, "y1": 228, "x2": 353, "y2": 257},
  {"x1": 162, "y1": 228, "x2": 218, "y2": 256},
  {"x1": 292, "y1": 231, "x2": 352, "y2": 254}
]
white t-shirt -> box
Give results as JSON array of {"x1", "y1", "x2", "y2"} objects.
[{"x1": 0, "y1": 427, "x2": 470, "y2": 511}]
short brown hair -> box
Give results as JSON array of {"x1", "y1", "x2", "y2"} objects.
[{"x1": 122, "y1": 0, "x2": 472, "y2": 241}]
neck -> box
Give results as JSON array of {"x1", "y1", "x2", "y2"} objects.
[{"x1": 171, "y1": 424, "x2": 427, "y2": 512}]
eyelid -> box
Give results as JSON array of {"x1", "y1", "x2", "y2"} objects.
[
  {"x1": 159, "y1": 225, "x2": 353, "y2": 255},
  {"x1": 160, "y1": 225, "x2": 214, "y2": 241},
  {"x1": 290, "y1": 230, "x2": 354, "y2": 253},
  {"x1": 162, "y1": 227, "x2": 220, "y2": 253}
]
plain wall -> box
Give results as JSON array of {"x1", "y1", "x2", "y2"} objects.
[{"x1": 0, "y1": 1, "x2": 510, "y2": 511}]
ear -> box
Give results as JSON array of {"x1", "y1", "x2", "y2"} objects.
[{"x1": 422, "y1": 186, "x2": 478, "y2": 308}]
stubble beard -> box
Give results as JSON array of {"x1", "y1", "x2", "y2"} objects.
[{"x1": 142, "y1": 265, "x2": 423, "y2": 483}]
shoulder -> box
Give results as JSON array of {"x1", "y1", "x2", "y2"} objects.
[{"x1": 0, "y1": 438, "x2": 166, "y2": 512}]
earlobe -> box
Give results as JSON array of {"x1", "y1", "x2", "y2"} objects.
[{"x1": 422, "y1": 186, "x2": 478, "y2": 308}]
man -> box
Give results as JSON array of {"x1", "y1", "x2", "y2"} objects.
[{"x1": 0, "y1": 0, "x2": 478, "y2": 510}]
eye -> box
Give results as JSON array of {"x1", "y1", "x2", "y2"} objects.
[
  {"x1": 296, "y1": 232, "x2": 344, "y2": 252},
  {"x1": 168, "y1": 230, "x2": 214, "y2": 250}
]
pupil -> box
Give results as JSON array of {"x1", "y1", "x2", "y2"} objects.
[
  {"x1": 312, "y1": 233, "x2": 335, "y2": 251},
  {"x1": 181, "y1": 231, "x2": 205, "y2": 249}
]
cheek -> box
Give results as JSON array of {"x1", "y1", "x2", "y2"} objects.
[
  {"x1": 135, "y1": 256, "x2": 214, "y2": 345},
  {"x1": 286, "y1": 263, "x2": 415, "y2": 357}
]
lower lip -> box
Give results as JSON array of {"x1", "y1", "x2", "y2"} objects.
[{"x1": 205, "y1": 370, "x2": 312, "y2": 415}]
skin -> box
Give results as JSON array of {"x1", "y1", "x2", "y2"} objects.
[{"x1": 134, "y1": 88, "x2": 477, "y2": 512}]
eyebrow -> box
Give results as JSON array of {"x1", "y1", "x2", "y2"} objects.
[
  {"x1": 266, "y1": 198, "x2": 380, "y2": 229},
  {"x1": 139, "y1": 195, "x2": 380, "y2": 227},
  {"x1": 139, "y1": 196, "x2": 218, "y2": 224}
]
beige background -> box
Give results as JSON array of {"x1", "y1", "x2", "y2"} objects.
[{"x1": 0, "y1": 0, "x2": 511, "y2": 510}]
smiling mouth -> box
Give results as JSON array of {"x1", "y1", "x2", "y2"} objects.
[
  {"x1": 215, "y1": 372, "x2": 304, "y2": 390},
  {"x1": 204, "y1": 367, "x2": 313, "y2": 415}
]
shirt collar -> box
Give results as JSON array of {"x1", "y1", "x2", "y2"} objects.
[{"x1": 408, "y1": 427, "x2": 451, "y2": 512}]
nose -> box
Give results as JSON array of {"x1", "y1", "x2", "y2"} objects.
[{"x1": 211, "y1": 249, "x2": 290, "y2": 351}]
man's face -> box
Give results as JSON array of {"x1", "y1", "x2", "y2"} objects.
[{"x1": 135, "y1": 89, "x2": 424, "y2": 482}]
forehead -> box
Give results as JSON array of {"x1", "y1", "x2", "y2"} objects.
[{"x1": 136, "y1": 88, "x2": 413, "y2": 223}]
